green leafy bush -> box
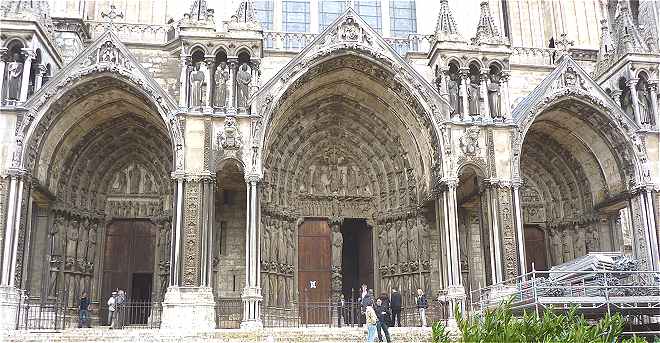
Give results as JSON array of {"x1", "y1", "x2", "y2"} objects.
[{"x1": 430, "y1": 303, "x2": 648, "y2": 343}]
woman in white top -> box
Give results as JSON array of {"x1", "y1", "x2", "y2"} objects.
[{"x1": 365, "y1": 305, "x2": 378, "y2": 342}]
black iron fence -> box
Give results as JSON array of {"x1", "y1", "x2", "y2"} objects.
[
  {"x1": 215, "y1": 298, "x2": 242, "y2": 329},
  {"x1": 98, "y1": 301, "x2": 161, "y2": 329}
]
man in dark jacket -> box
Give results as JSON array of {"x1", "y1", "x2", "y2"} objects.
[
  {"x1": 390, "y1": 288, "x2": 402, "y2": 327},
  {"x1": 79, "y1": 292, "x2": 90, "y2": 328},
  {"x1": 374, "y1": 298, "x2": 392, "y2": 343},
  {"x1": 360, "y1": 289, "x2": 375, "y2": 326}
]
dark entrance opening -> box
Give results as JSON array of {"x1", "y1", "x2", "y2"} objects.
[
  {"x1": 341, "y1": 219, "x2": 374, "y2": 302},
  {"x1": 129, "y1": 273, "x2": 153, "y2": 324},
  {"x1": 524, "y1": 225, "x2": 548, "y2": 271}
]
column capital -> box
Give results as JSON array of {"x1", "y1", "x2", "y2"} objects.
[
  {"x1": 245, "y1": 173, "x2": 262, "y2": 183},
  {"x1": 20, "y1": 48, "x2": 35, "y2": 60},
  {"x1": 203, "y1": 55, "x2": 215, "y2": 65},
  {"x1": 328, "y1": 216, "x2": 343, "y2": 226}
]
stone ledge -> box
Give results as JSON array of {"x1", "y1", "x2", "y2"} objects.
[{"x1": 160, "y1": 286, "x2": 215, "y2": 332}]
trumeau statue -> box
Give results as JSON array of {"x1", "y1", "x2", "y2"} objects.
[
  {"x1": 487, "y1": 72, "x2": 502, "y2": 117},
  {"x1": 6, "y1": 53, "x2": 23, "y2": 100},
  {"x1": 236, "y1": 63, "x2": 251, "y2": 108},
  {"x1": 214, "y1": 62, "x2": 229, "y2": 107},
  {"x1": 190, "y1": 62, "x2": 205, "y2": 106}
]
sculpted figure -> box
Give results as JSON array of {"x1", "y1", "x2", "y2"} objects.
[
  {"x1": 378, "y1": 225, "x2": 388, "y2": 266},
  {"x1": 236, "y1": 63, "x2": 252, "y2": 108},
  {"x1": 6, "y1": 53, "x2": 23, "y2": 101},
  {"x1": 77, "y1": 219, "x2": 90, "y2": 263},
  {"x1": 189, "y1": 62, "x2": 205, "y2": 106},
  {"x1": 387, "y1": 222, "x2": 396, "y2": 265},
  {"x1": 214, "y1": 62, "x2": 229, "y2": 107},
  {"x1": 346, "y1": 166, "x2": 356, "y2": 195},
  {"x1": 331, "y1": 223, "x2": 343, "y2": 267},
  {"x1": 407, "y1": 218, "x2": 418, "y2": 261},
  {"x1": 66, "y1": 219, "x2": 80, "y2": 261},
  {"x1": 637, "y1": 85, "x2": 653, "y2": 125},
  {"x1": 287, "y1": 226, "x2": 295, "y2": 266},
  {"x1": 468, "y1": 73, "x2": 480, "y2": 115},
  {"x1": 447, "y1": 73, "x2": 460, "y2": 115},
  {"x1": 487, "y1": 72, "x2": 502, "y2": 117},
  {"x1": 396, "y1": 221, "x2": 407, "y2": 263},
  {"x1": 277, "y1": 220, "x2": 286, "y2": 262},
  {"x1": 49, "y1": 215, "x2": 64, "y2": 257},
  {"x1": 313, "y1": 166, "x2": 323, "y2": 194}
]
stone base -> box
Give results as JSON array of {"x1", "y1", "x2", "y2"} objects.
[
  {"x1": 160, "y1": 286, "x2": 215, "y2": 331},
  {"x1": 0, "y1": 286, "x2": 21, "y2": 331},
  {"x1": 240, "y1": 286, "x2": 263, "y2": 329}
]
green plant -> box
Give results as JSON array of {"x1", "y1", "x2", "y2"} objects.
[
  {"x1": 431, "y1": 321, "x2": 451, "y2": 343},
  {"x1": 446, "y1": 302, "x2": 634, "y2": 342}
]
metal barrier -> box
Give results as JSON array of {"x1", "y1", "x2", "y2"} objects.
[
  {"x1": 216, "y1": 298, "x2": 242, "y2": 329},
  {"x1": 99, "y1": 301, "x2": 161, "y2": 329}
]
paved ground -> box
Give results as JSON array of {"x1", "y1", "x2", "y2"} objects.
[{"x1": 2, "y1": 326, "x2": 434, "y2": 342}]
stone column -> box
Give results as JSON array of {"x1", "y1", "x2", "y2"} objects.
[
  {"x1": 18, "y1": 49, "x2": 34, "y2": 103},
  {"x1": 439, "y1": 179, "x2": 464, "y2": 324},
  {"x1": 512, "y1": 184, "x2": 526, "y2": 275},
  {"x1": 0, "y1": 48, "x2": 7, "y2": 102},
  {"x1": 648, "y1": 82, "x2": 659, "y2": 128},
  {"x1": 628, "y1": 78, "x2": 642, "y2": 126},
  {"x1": 0, "y1": 170, "x2": 26, "y2": 330},
  {"x1": 227, "y1": 59, "x2": 238, "y2": 112},
  {"x1": 179, "y1": 55, "x2": 191, "y2": 108},
  {"x1": 491, "y1": 183, "x2": 519, "y2": 281},
  {"x1": 241, "y1": 174, "x2": 263, "y2": 328},
  {"x1": 500, "y1": 72, "x2": 511, "y2": 120},
  {"x1": 485, "y1": 185, "x2": 503, "y2": 283},
  {"x1": 34, "y1": 64, "x2": 46, "y2": 92},
  {"x1": 628, "y1": 189, "x2": 659, "y2": 271},
  {"x1": 479, "y1": 69, "x2": 490, "y2": 117},
  {"x1": 204, "y1": 56, "x2": 215, "y2": 110},
  {"x1": 161, "y1": 174, "x2": 216, "y2": 331},
  {"x1": 459, "y1": 69, "x2": 470, "y2": 121}
]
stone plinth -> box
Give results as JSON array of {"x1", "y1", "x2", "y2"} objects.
[
  {"x1": 160, "y1": 286, "x2": 215, "y2": 331},
  {"x1": 0, "y1": 286, "x2": 21, "y2": 331},
  {"x1": 240, "y1": 286, "x2": 263, "y2": 329}
]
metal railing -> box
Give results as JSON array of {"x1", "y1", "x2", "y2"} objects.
[
  {"x1": 468, "y1": 269, "x2": 660, "y2": 318},
  {"x1": 216, "y1": 298, "x2": 242, "y2": 329},
  {"x1": 99, "y1": 301, "x2": 161, "y2": 329}
]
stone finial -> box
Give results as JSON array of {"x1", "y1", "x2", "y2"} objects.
[
  {"x1": 473, "y1": 1, "x2": 504, "y2": 45},
  {"x1": 434, "y1": 0, "x2": 463, "y2": 42},
  {"x1": 610, "y1": 0, "x2": 649, "y2": 57},
  {"x1": 228, "y1": 1, "x2": 262, "y2": 31},
  {"x1": 181, "y1": 0, "x2": 215, "y2": 28}
]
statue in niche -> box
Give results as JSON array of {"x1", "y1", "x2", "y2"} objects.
[
  {"x1": 407, "y1": 218, "x2": 418, "y2": 262},
  {"x1": 277, "y1": 220, "x2": 286, "y2": 263},
  {"x1": 321, "y1": 165, "x2": 331, "y2": 194},
  {"x1": 87, "y1": 222, "x2": 97, "y2": 266},
  {"x1": 468, "y1": 73, "x2": 481, "y2": 115},
  {"x1": 49, "y1": 215, "x2": 64, "y2": 257},
  {"x1": 313, "y1": 166, "x2": 322, "y2": 194},
  {"x1": 236, "y1": 63, "x2": 252, "y2": 108},
  {"x1": 329, "y1": 164, "x2": 340, "y2": 193},
  {"x1": 487, "y1": 72, "x2": 502, "y2": 117},
  {"x1": 447, "y1": 72, "x2": 460, "y2": 115},
  {"x1": 287, "y1": 226, "x2": 295, "y2": 266},
  {"x1": 637, "y1": 84, "x2": 653, "y2": 124},
  {"x1": 77, "y1": 219, "x2": 89, "y2": 264},
  {"x1": 6, "y1": 53, "x2": 23, "y2": 101},
  {"x1": 378, "y1": 225, "x2": 388, "y2": 266},
  {"x1": 396, "y1": 221, "x2": 407, "y2": 264},
  {"x1": 262, "y1": 217, "x2": 271, "y2": 263},
  {"x1": 144, "y1": 175, "x2": 154, "y2": 194},
  {"x1": 129, "y1": 167, "x2": 141, "y2": 194},
  {"x1": 189, "y1": 62, "x2": 205, "y2": 107},
  {"x1": 346, "y1": 166, "x2": 356, "y2": 195},
  {"x1": 299, "y1": 170, "x2": 307, "y2": 193},
  {"x1": 66, "y1": 219, "x2": 79, "y2": 263},
  {"x1": 621, "y1": 88, "x2": 634, "y2": 118},
  {"x1": 418, "y1": 218, "x2": 430, "y2": 262},
  {"x1": 331, "y1": 223, "x2": 343, "y2": 267},
  {"x1": 387, "y1": 222, "x2": 396, "y2": 265},
  {"x1": 214, "y1": 62, "x2": 229, "y2": 107}
]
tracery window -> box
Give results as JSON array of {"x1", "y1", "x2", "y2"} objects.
[
  {"x1": 319, "y1": 0, "x2": 347, "y2": 31},
  {"x1": 255, "y1": 0, "x2": 274, "y2": 30},
  {"x1": 356, "y1": 0, "x2": 382, "y2": 33}
]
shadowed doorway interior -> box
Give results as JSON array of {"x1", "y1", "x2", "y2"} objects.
[{"x1": 341, "y1": 219, "x2": 373, "y2": 301}]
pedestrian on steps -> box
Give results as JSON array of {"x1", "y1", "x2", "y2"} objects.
[
  {"x1": 416, "y1": 288, "x2": 428, "y2": 327},
  {"x1": 79, "y1": 292, "x2": 90, "y2": 328},
  {"x1": 390, "y1": 288, "x2": 402, "y2": 327},
  {"x1": 375, "y1": 298, "x2": 392, "y2": 343},
  {"x1": 365, "y1": 304, "x2": 378, "y2": 343},
  {"x1": 107, "y1": 291, "x2": 117, "y2": 329}
]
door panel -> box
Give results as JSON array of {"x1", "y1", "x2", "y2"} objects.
[
  {"x1": 524, "y1": 226, "x2": 548, "y2": 271},
  {"x1": 298, "y1": 218, "x2": 331, "y2": 324}
]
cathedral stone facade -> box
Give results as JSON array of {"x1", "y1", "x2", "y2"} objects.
[{"x1": 0, "y1": 0, "x2": 659, "y2": 331}]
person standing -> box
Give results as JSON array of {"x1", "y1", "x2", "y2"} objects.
[
  {"x1": 79, "y1": 292, "x2": 90, "y2": 328},
  {"x1": 107, "y1": 292, "x2": 117, "y2": 329},
  {"x1": 365, "y1": 304, "x2": 378, "y2": 343},
  {"x1": 116, "y1": 290, "x2": 126, "y2": 329},
  {"x1": 360, "y1": 288, "x2": 374, "y2": 326},
  {"x1": 390, "y1": 288, "x2": 402, "y2": 327},
  {"x1": 416, "y1": 288, "x2": 428, "y2": 327},
  {"x1": 337, "y1": 294, "x2": 347, "y2": 327},
  {"x1": 375, "y1": 298, "x2": 392, "y2": 343}
]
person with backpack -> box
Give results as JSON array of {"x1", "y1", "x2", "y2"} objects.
[{"x1": 416, "y1": 288, "x2": 428, "y2": 327}]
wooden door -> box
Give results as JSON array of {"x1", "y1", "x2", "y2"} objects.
[
  {"x1": 357, "y1": 224, "x2": 374, "y2": 290},
  {"x1": 102, "y1": 220, "x2": 156, "y2": 324},
  {"x1": 524, "y1": 226, "x2": 548, "y2": 271},
  {"x1": 298, "y1": 218, "x2": 331, "y2": 324}
]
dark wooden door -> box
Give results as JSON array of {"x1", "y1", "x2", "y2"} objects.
[
  {"x1": 102, "y1": 220, "x2": 156, "y2": 324},
  {"x1": 524, "y1": 226, "x2": 548, "y2": 271},
  {"x1": 357, "y1": 224, "x2": 374, "y2": 291},
  {"x1": 298, "y1": 218, "x2": 331, "y2": 324}
]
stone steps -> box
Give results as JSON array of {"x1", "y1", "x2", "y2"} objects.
[{"x1": 2, "y1": 327, "x2": 433, "y2": 342}]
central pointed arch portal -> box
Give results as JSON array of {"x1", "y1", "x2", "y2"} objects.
[{"x1": 255, "y1": 51, "x2": 448, "y2": 322}]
